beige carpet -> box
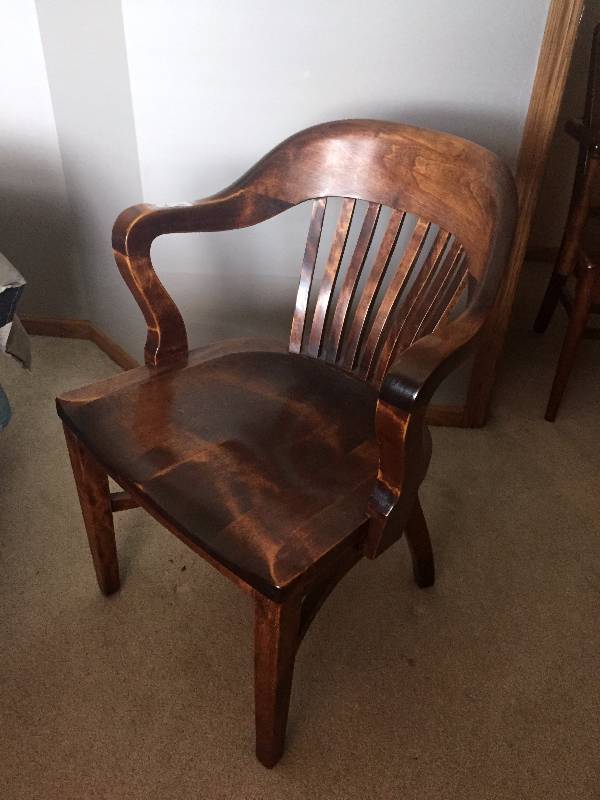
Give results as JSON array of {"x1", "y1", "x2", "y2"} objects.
[{"x1": 1, "y1": 263, "x2": 599, "y2": 799}]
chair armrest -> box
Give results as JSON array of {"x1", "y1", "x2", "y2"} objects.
[
  {"x1": 112, "y1": 191, "x2": 291, "y2": 367},
  {"x1": 365, "y1": 310, "x2": 485, "y2": 558},
  {"x1": 379, "y1": 310, "x2": 485, "y2": 414},
  {"x1": 565, "y1": 119, "x2": 600, "y2": 151}
]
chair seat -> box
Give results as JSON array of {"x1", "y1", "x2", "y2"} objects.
[{"x1": 57, "y1": 341, "x2": 379, "y2": 597}]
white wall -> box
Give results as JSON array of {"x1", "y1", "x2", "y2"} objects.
[
  {"x1": 0, "y1": 0, "x2": 86, "y2": 318},
  {"x1": 35, "y1": 0, "x2": 146, "y2": 354},
  {"x1": 121, "y1": 0, "x2": 551, "y2": 352}
]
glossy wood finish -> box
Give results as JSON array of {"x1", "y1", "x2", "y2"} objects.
[
  {"x1": 63, "y1": 424, "x2": 120, "y2": 595},
  {"x1": 534, "y1": 24, "x2": 600, "y2": 421},
  {"x1": 60, "y1": 347, "x2": 379, "y2": 598},
  {"x1": 57, "y1": 120, "x2": 516, "y2": 766},
  {"x1": 254, "y1": 593, "x2": 302, "y2": 768}
]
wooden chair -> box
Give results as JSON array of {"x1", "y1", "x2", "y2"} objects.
[
  {"x1": 534, "y1": 24, "x2": 600, "y2": 421},
  {"x1": 56, "y1": 120, "x2": 515, "y2": 767}
]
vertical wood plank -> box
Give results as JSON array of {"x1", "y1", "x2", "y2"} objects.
[
  {"x1": 403, "y1": 243, "x2": 465, "y2": 349},
  {"x1": 324, "y1": 202, "x2": 381, "y2": 362},
  {"x1": 371, "y1": 228, "x2": 451, "y2": 384},
  {"x1": 359, "y1": 217, "x2": 431, "y2": 379},
  {"x1": 465, "y1": 0, "x2": 585, "y2": 426},
  {"x1": 306, "y1": 198, "x2": 356, "y2": 357},
  {"x1": 290, "y1": 198, "x2": 327, "y2": 353},
  {"x1": 418, "y1": 258, "x2": 469, "y2": 341},
  {"x1": 339, "y1": 208, "x2": 406, "y2": 370}
]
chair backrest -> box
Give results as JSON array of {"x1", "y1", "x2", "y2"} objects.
[
  {"x1": 115, "y1": 120, "x2": 515, "y2": 375},
  {"x1": 213, "y1": 120, "x2": 515, "y2": 386}
]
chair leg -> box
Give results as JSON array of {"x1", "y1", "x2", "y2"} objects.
[
  {"x1": 404, "y1": 497, "x2": 435, "y2": 588},
  {"x1": 254, "y1": 593, "x2": 302, "y2": 768},
  {"x1": 62, "y1": 424, "x2": 120, "y2": 595},
  {"x1": 534, "y1": 272, "x2": 567, "y2": 333},
  {"x1": 545, "y1": 271, "x2": 594, "y2": 422}
]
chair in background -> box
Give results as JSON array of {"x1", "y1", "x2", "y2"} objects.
[
  {"x1": 534, "y1": 23, "x2": 600, "y2": 421},
  {"x1": 56, "y1": 120, "x2": 515, "y2": 766}
]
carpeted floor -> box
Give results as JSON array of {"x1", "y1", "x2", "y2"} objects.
[{"x1": 1, "y1": 263, "x2": 599, "y2": 799}]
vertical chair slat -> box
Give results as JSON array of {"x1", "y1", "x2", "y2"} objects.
[
  {"x1": 290, "y1": 198, "x2": 327, "y2": 354},
  {"x1": 371, "y1": 228, "x2": 451, "y2": 385},
  {"x1": 433, "y1": 268, "x2": 471, "y2": 332},
  {"x1": 404, "y1": 242, "x2": 466, "y2": 349},
  {"x1": 423, "y1": 260, "x2": 470, "y2": 338},
  {"x1": 387, "y1": 239, "x2": 465, "y2": 362},
  {"x1": 323, "y1": 202, "x2": 382, "y2": 362},
  {"x1": 359, "y1": 217, "x2": 431, "y2": 379},
  {"x1": 339, "y1": 208, "x2": 406, "y2": 370},
  {"x1": 306, "y1": 198, "x2": 356, "y2": 357}
]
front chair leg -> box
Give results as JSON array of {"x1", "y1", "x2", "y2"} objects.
[
  {"x1": 62, "y1": 424, "x2": 120, "y2": 595},
  {"x1": 404, "y1": 497, "x2": 435, "y2": 588},
  {"x1": 254, "y1": 593, "x2": 302, "y2": 768}
]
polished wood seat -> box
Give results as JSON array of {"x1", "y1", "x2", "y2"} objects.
[
  {"x1": 58, "y1": 342, "x2": 378, "y2": 598},
  {"x1": 57, "y1": 119, "x2": 516, "y2": 767}
]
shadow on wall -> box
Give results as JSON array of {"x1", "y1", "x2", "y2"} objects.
[{"x1": 0, "y1": 143, "x2": 86, "y2": 320}]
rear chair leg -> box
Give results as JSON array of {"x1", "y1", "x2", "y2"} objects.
[
  {"x1": 254, "y1": 593, "x2": 302, "y2": 768},
  {"x1": 405, "y1": 497, "x2": 435, "y2": 588},
  {"x1": 62, "y1": 424, "x2": 120, "y2": 595}
]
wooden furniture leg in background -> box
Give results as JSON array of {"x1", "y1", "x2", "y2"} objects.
[
  {"x1": 535, "y1": 150, "x2": 600, "y2": 336},
  {"x1": 545, "y1": 267, "x2": 596, "y2": 421},
  {"x1": 63, "y1": 425, "x2": 120, "y2": 596},
  {"x1": 464, "y1": 0, "x2": 584, "y2": 427}
]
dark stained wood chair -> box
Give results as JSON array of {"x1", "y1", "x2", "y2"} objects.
[
  {"x1": 534, "y1": 23, "x2": 600, "y2": 421},
  {"x1": 56, "y1": 120, "x2": 516, "y2": 767}
]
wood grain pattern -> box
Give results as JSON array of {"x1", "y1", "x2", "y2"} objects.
[
  {"x1": 359, "y1": 217, "x2": 431, "y2": 380},
  {"x1": 307, "y1": 198, "x2": 356, "y2": 357},
  {"x1": 339, "y1": 209, "x2": 406, "y2": 370},
  {"x1": 372, "y1": 229, "x2": 452, "y2": 385},
  {"x1": 408, "y1": 246, "x2": 467, "y2": 346},
  {"x1": 58, "y1": 119, "x2": 516, "y2": 766},
  {"x1": 63, "y1": 424, "x2": 120, "y2": 595},
  {"x1": 466, "y1": 0, "x2": 585, "y2": 426},
  {"x1": 324, "y1": 201, "x2": 381, "y2": 362},
  {"x1": 290, "y1": 198, "x2": 327, "y2": 354}
]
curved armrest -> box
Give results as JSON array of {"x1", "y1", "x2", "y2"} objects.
[
  {"x1": 378, "y1": 309, "x2": 486, "y2": 414},
  {"x1": 565, "y1": 118, "x2": 600, "y2": 151},
  {"x1": 112, "y1": 190, "x2": 291, "y2": 367},
  {"x1": 365, "y1": 310, "x2": 485, "y2": 558}
]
